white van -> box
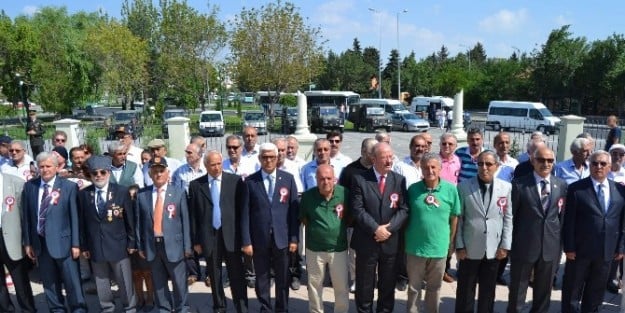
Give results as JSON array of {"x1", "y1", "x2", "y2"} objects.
[
  {"x1": 198, "y1": 110, "x2": 225, "y2": 137},
  {"x1": 486, "y1": 101, "x2": 560, "y2": 134},
  {"x1": 409, "y1": 96, "x2": 454, "y2": 126},
  {"x1": 360, "y1": 98, "x2": 410, "y2": 116}
]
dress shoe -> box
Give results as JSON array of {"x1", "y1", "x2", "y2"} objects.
[
  {"x1": 443, "y1": 272, "x2": 455, "y2": 283},
  {"x1": 142, "y1": 303, "x2": 154, "y2": 312},
  {"x1": 607, "y1": 282, "x2": 620, "y2": 294},
  {"x1": 496, "y1": 276, "x2": 507, "y2": 286},
  {"x1": 290, "y1": 277, "x2": 301, "y2": 290},
  {"x1": 396, "y1": 279, "x2": 408, "y2": 291},
  {"x1": 246, "y1": 279, "x2": 255, "y2": 289},
  {"x1": 349, "y1": 282, "x2": 356, "y2": 293},
  {"x1": 187, "y1": 275, "x2": 197, "y2": 286},
  {"x1": 204, "y1": 277, "x2": 211, "y2": 287}
]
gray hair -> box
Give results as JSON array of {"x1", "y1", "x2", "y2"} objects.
[
  {"x1": 187, "y1": 143, "x2": 202, "y2": 154},
  {"x1": 314, "y1": 138, "x2": 330, "y2": 149},
  {"x1": 374, "y1": 131, "x2": 391, "y2": 143},
  {"x1": 271, "y1": 137, "x2": 287, "y2": 146},
  {"x1": 10, "y1": 140, "x2": 26, "y2": 150},
  {"x1": 225, "y1": 135, "x2": 242, "y2": 146},
  {"x1": 530, "y1": 131, "x2": 545, "y2": 141},
  {"x1": 420, "y1": 152, "x2": 442, "y2": 167},
  {"x1": 108, "y1": 141, "x2": 126, "y2": 154},
  {"x1": 36, "y1": 151, "x2": 59, "y2": 167},
  {"x1": 259, "y1": 142, "x2": 278, "y2": 155},
  {"x1": 570, "y1": 137, "x2": 590, "y2": 153},
  {"x1": 589, "y1": 150, "x2": 611, "y2": 164},
  {"x1": 440, "y1": 133, "x2": 457, "y2": 143},
  {"x1": 204, "y1": 150, "x2": 222, "y2": 162},
  {"x1": 478, "y1": 150, "x2": 500, "y2": 163}
]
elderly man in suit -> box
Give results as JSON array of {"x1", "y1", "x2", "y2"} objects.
[
  {"x1": 241, "y1": 142, "x2": 299, "y2": 313},
  {"x1": 351, "y1": 142, "x2": 408, "y2": 313},
  {"x1": 136, "y1": 156, "x2": 192, "y2": 313},
  {"x1": 455, "y1": 151, "x2": 513, "y2": 313},
  {"x1": 0, "y1": 172, "x2": 36, "y2": 312},
  {"x1": 78, "y1": 155, "x2": 137, "y2": 312},
  {"x1": 22, "y1": 151, "x2": 86, "y2": 313},
  {"x1": 189, "y1": 150, "x2": 248, "y2": 313},
  {"x1": 561, "y1": 150, "x2": 625, "y2": 313},
  {"x1": 507, "y1": 146, "x2": 567, "y2": 313}
]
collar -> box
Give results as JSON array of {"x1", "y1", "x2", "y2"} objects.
[
  {"x1": 533, "y1": 172, "x2": 550, "y2": 184},
  {"x1": 41, "y1": 176, "x2": 57, "y2": 188},
  {"x1": 373, "y1": 167, "x2": 386, "y2": 180},
  {"x1": 96, "y1": 185, "x2": 109, "y2": 195},
  {"x1": 210, "y1": 174, "x2": 222, "y2": 182},
  {"x1": 591, "y1": 177, "x2": 608, "y2": 188},
  {"x1": 262, "y1": 170, "x2": 276, "y2": 180},
  {"x1": 153, "y1": 184, "x2": 167, "y2": 193}
]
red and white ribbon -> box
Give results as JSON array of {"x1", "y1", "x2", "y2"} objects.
[
  {"x1": 279, "y1": 188, "x2": 289, "y2": 203},
  {"x1": 50, "y1": 190, "x2": 60, "y2": 205},
  {"x1": 497, "y1": 197, "x2": 508, "y2": 214},
  {"x1": 167, "y1": 204, "x2": 176, "y2": 218},
  {"x1": 558, "y1": 198, "x2": 564, "y2": 213},
  {"x1": 4, "y1": 196, "x2": 15, "y2": 212},
  {"x1": 335, "y1": 204, "x2": 344, "y2": 219},
  {"x1": 390, "y1": 193, "x2": 399, "y2": 209},
  {"x1": 425, "y1": 195, "x2": 439, "y2": 207}
]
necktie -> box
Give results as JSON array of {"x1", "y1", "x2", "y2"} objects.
[
  {"x1": 379, "y1": 175, "x2": 386, "y2": 194},
  {"x1": 153, "y1": 188, "x2": 164, "y2": 235},
  {"x1": 597, "y1": 184, "x2": 606, "y2": 212},
  {"x1": 96, "y1": 190, "x2": 106, "y2": 214},
  {"x1": 211, "y1": 178, "x2": 221, "y2": 229},
  {"x1": 483, "y1": 183, "x2": 491, "y2": 208},
  {"x1": 540, "y1": 180, "x2": 550, "y2": 211},
  {"x1": 38, "y1": 184, "x2": 50, "y2": 236},
  {"x1": 267, "y1": 175, "x2": 274, "y2": 203}
]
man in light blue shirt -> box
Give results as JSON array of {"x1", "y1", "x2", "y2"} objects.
[{"x1": 554, "y1": 137, "x2": 592, "y2": 185}]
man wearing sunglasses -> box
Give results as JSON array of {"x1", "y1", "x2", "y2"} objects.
[
  {"x1": 561, "y1": 150, "x2": 625, "y2": 313},
  {"x1": 508, "y1": 147, "x2": 567, "y2": 313},
  {"x1": 1, "y1": 141, "x2": 34, "y2": 181},
  {"x1": 78, "y1": 155, "x2": 137, "y2": 312},
  {"x1": 52, "y1": 131, "x2": 67, "y2": 148}
]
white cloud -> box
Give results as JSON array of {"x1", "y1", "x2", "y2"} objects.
[
  {"x1": 22, "y1": 5, "x2": 40, "y2": 16},
  {"x1": 479, "y1": 9, "x2": 529, "y2": 33}
]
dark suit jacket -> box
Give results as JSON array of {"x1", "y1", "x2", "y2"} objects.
[
  {"x1": 188, "y1": 172, "x2": 246, "y2": 254},
  {"x1": 241, "y1": 169, "x2": 299, "y2": 250},
  {"x1": 78, "y1": 182, "x2": 135, "y2": 263},
  {"x1": 512, "y1": 160, "x2": 533, "y2": 181},
  {"x1": 510, "y1": 173, "x2": 567, "y2": 262},
  {"x1": 563, "y1": 177, "x2": 625, "y2": 261},
  {"x1": 136, "y1": 184, "x2": 192, "y2": 262},
  {"x1": 22, "y1": 176, "x2": 80, "y2": 259},
  {"x1": 349, "y1": 169, "x2": 408, "y2": 255}
]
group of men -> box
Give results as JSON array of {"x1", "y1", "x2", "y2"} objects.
[{"x1": 1, "y1": 113, "x2": 625, "y2": 313}]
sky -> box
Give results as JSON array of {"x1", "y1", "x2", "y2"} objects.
[{"x1": 3, "y1": 0, "x2": 625, "y2": 60}]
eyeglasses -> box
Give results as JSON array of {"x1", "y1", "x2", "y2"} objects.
[
  {"x1": 316, "y1": 148, "x2": 329, "y2": 152},
  {"x1": 611, "y1": 152, "x2": 625, "y2": 158},
  {"x1": 591, "y1": 161, "x2": 608, "y2": 167},
  {"x1": 535, "y1": 157, "x2": 555, "y2": 164},
  {"x1": 329, "y1": 139, "x2": 341, "y2": 143},
  {"x1": 260, "y1": 155, "x2": 277, "y2": 161},
  {"x1": 477, "y1": 162, "x2": 496, "y2": 167},
  {"x1": 54, "y1": 138, "x2": 66, "y2": 142},
  {"x1": 226, "y1": 145, "x2": 240, "y2": 150},
  {"x1": 90, "y1": 170, "x2": 108, "y2": 176},
  {"x1": 9, "y1": 149, "x2": 23, "y2": 153},
  {"x1": 441, "y1": 142, "x2": 455, "y2": 146}
]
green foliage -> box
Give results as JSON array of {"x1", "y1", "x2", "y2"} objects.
[{"x1": 279, "y1": 94, "x2": 297, "y2": 106}]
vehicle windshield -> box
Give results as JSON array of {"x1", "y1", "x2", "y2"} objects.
[
  {"x1": 244, "y1": 112, "x2": 265, "y2": 120},
  {"x1": 164, "y1": 110, "x2": 185, "y2": 119},
  {"x1": 538, "y1": 108, "x2": 553, "y2": 117},
  {"x1": 286, "y1": 108, "x2": 298, "y2": 116},
  {"x1": 114, "y1": 112, "x2": 137, "y2": 121},
  {"x1": 388, "y1": 104, "x2": 404, "y2": 111},
  {"x1": 402, "y1": 113, "x2": 420, "y2": 120},
  {"x1": 367, "y1": 107, "x2": 385, "y2": 115},
  {"x1": 201, "y1": 114, "x2": 221, "y2": 122},
  {"x1": 320, "y1": 107, "x2": 338, "y2": 115}
]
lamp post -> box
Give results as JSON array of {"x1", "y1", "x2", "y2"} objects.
[
  {"x1": 368, "y1": 8, "x2": 382, "y2": 99},
  {"x1": 396, "y1": 9, "x2": 407, "y2": 100}
]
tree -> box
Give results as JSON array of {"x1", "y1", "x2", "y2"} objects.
[
  {"x1": 382, "y1": 49, "x2": 400, "y2": 98},
  {"x1": 230, "y1": 0, "x2": 325, "y2": 108}
]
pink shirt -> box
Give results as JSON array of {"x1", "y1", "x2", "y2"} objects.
[{"x1": 440, "y1": 154, "x2": 461, "y2": 185}]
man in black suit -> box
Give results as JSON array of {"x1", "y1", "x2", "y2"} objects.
[
  {"x1": 241, "y1": 142, "x2": 299, "y2": 313},
  {"x1": 78, "y1": 155, "x2": 137, "y2": 312},
  {"x1": 507, "y1": 147, "x2": 567, "y2": 313},
  {"x1": 189, "y1": 151, "x2": 248, "y2": 313},
  {"x1": 350, "y1": 142, "x2": 408, "y2": 313},
  {"x1": 22, "y1": 151, "x2": 87, "y2": 313},
  {"x1": 561, "y1": 150, "x2": 625, "y2": 313}
]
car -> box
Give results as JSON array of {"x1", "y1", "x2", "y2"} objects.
[
  {"x1": 242, "y1": 111, "x2": 267, "y2": 135},
  {"x1": 354, "y1": 106, "x2": 391, "y2": 133},
  {"x1": 107, "y1": 110, "x2": 142, "y2": 140},
  {"x1": 310, "y1": 106, "x2": 344, "y2": 133},
  {"x1": 161, "y1": 109, "x2": 187, "y2": 138},
  {"x1": 281, "y1": 107, "x2": 298, "y2": 134},
  {"x1": 198, "y1": 110, "x2": 225, "y2": 137},
  {"x1": 391, "y1": 112, "x2": 430, "y2": 132}
]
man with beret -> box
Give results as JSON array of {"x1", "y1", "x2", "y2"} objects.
[
  {"x1": 142, "y1": 139, "x2": 181, "y2": 186},
  {"x1": 136, "y1": 156, "x2": 192, "y2": 312},
  {"x1": 0, "y1": 135, "x2": 12, "y2": 167},
  {"x1": 25, "y1": 110, "x2": 45, "y2": 157},
  {"x1": 79, "y1": 155, "x2": 137, "y2": 312}
]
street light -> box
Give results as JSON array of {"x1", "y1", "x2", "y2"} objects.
[
  {"x1": 396, "y1": 9, "x2": 407, "y2": 101},
  {"x1": 368, "y1": 8, "x2": 382, "y2": 99},
  {"x1": 460, "y1": 44, "x2": 471, "y2": 71}
]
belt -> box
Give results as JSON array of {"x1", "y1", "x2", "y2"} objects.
[{"x1": 154, "y1": 236, "x2": 164, "y2": 243}]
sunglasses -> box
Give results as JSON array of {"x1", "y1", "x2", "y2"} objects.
[
  {"x1": 260, "y1": 155, "x2": 277, "y2": 161},
  {"x1": 226, "y1": 145, "x2": 240, "y2": 150},
  {"x1": 591, "y1": 161, "x2": 608, "y2": 167},
  {"x1": 329, "y1": 140, "x2": 341, "y2": 143},
  {"x1": 441, "y1": 142, "x2": 455, "y2": 146},
  {"x1": 9, "y1": 149, "x2": 23, "y2": 153},
  {"x1": 90, "y1": 169, "x2": 108, "y2": 176},
  {"x1": 477, "y1": 162, "x2": 496, "y2": 167},
  {"x1": 54, "y1": 138, "x2": 66, "y2": 142},
  {"x1": 535, "y1": 157, "x2": 555, "y2": 164}
]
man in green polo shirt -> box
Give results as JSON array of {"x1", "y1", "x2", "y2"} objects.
[
  {"x1": 405, "y1": 152, "x2": 461, "y2": 313},
  {"x1": 300, "y1": 164, "x2": 350, "y2": 313}
]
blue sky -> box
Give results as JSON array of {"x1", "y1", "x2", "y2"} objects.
[{"x1": 4, "y1": 0, "x2": 625, "y2": 60}]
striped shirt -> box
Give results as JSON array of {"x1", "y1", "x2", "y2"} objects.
[{"x1": 455, "y1": 146, "x2": 482, "y2": 183}]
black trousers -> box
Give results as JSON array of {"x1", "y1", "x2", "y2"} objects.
[
  {"x1": 253, "y1": 240, "x2": 289, "y2": 313},
  {"x1": 355, "y1": 250, "x2": 397, "y2": 313},
  {"x1": 204, "y1": 229, "x2": 248, "y2": 313},
  {"x1": 507, "y1": 258, "x2": 558, "y2": 313},
  {"x1": 455, "y1": 257, "x2": 499, "y2": 313},
  {"x1": 561, "y1": 258, "x2": 611, "y2": 313},
  {"x1": 0, "y1": 231, "x2": 36, "y2": 312}
]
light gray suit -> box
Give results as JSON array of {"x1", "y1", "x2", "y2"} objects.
[
  {"x1": 455, "y1": 176, "x2": 513, "y2": 313},
  {"x1": 0, "y1": 173, "x2": 36, "y2": 312}
]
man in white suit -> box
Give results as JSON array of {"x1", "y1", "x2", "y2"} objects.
[{"x1": 455, "y1": 150, "x2": 513, "y2": 313}]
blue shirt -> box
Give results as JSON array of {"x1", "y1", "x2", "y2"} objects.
[
  {"x1": 301, "y1": 160, "x2": 341, "y2": 191},
  {"x1": 455, "y1": 146, "x2": 480, "y2": 183},
  {"x1": 496, "y1": 165, "x2": 515, "y2": 183},
  {"x1": 553, "y1": 158, "x2": 590, "y2": 185},
  {"x1": 172, "y1": 163, "x2": 206, "y2": 192}
]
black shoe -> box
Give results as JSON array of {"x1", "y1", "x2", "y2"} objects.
[
  {"x1": 246, "y1": 279, "x2": 255, "y2": 289},
  {"x1": 496, "y1": 277, "x2": 507, "y2": 286},
  {"x1": 607, "y1": 282, "x2": 620, "y2": 294},
  {"x1": 349, "y1": 282, "x2": 356, "y2": 293},
  {"x1": 223, "y1": 278, "x2": 230, "y2": 288},
  {"x1": 290, "y1": 277, "x2": 301, "y2": 290},
  {"x1": 396, "y1": 279, "x2": 407, "y2": 291},
  {"x1": 142, "y1": 303, "x2": 154, "y2": 312}
]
